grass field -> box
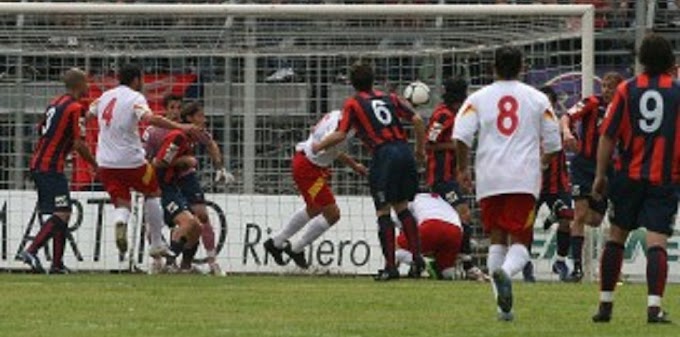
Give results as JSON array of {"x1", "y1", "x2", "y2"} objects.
[{"x1": 0, "y1": 274, "x2": 678, "y2": 337}]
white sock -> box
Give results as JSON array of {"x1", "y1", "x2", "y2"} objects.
[
  {"x1": 113, "y1": 207, "x2": 131, "y2": 226},
  {"x1": 395, "y1": 249, "x2": 413, "y2": 266},
  {"x1": 272, "y1": 207, "x2": 310, "y2": 248},
  {"x1": 487, "y1": 244, "x2": 508, "y2": 273},
  {"x1": 502, "y1": 244, "x2": 530, "y2": 277},
  {"x1": 441, "y1": 267, "x2": 457, "y2": 280},
  {"x1": 600, "y1": 291, "x2": 613, "y2": 303},
  {"x1": 648, "y1": 295, "x2": 661, "y2": 307},
  {"x1": 291, "y1": 216, "x2": 331, "y2": 253},
  {"x1": 144, "y1": 197, "x2": 164, "y2": 247}
]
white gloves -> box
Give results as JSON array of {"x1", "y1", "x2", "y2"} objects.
[{"x1": 214, "y1": 168, "x2": 236, "y2": 185}]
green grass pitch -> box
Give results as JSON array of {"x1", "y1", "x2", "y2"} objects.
[{"x1": 0, "y1": 274, "x2": 678, "y2": 337}]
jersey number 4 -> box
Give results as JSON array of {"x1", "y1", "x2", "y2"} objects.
[
  {"x1": 102, "y1": 98, "x2": 117, "y2": 127},
  {"x1": 497, "y1": 95, "x2": 519, "y2": 136}
]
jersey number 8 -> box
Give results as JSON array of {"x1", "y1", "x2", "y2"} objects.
[{"x1": 497, "y1": 95, "x2": 519, "y2": 136}]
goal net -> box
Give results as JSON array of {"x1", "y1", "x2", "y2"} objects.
[{"x1": 0, "y1": 3, "x2": 599, "y2": 277}]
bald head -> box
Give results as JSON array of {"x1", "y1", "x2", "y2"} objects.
[{"x1": 63, "y1": 68, "x2": 88, "y2": 98}]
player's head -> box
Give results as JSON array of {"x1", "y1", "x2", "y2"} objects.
[
  {"x1": 494, "y1": 46, "x2": 523, "y2": 80},
  {"x1": 119, "y1": 63, "x2": 143, "y2": 91},
  {"x1": 639, "y1": 33, "x2": 675, "y2": 77},
  {"x1": 601, "y1": 72, "x2": 624, "y2": 103},
  {"x1": 349, "y1": 61, "x2": 374, "y2": 92},
  {"x1": 442, "y1": 77, "x2": 468, "y2": 107},
  {"x1": 163, "y1": 94, "x2": 183, "y2": 121},
  {"x1": 539, "y1": 85, "x2": 558, "y2": 108},
  {"x1": 63, "y1": 68, "x2": 88, "y2": 98},
  {"x1": 181, "y1": 102, "x2": 206, "y2": 129}
]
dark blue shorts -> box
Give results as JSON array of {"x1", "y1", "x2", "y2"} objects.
[
  {"x1": 31, "y1": 170, "x2": 71, "y2": 214},
  {"x1": 160, "y1": 183, "x2": 191, "y2": 225},
  {"x1": 608, "y1": 172, "x2": 677, "y2": 236},
  {"x1": 431, "y1": 180, "x2": 465, "y2": 207},
  {"x1": 177, "y1": 172, "x2": 206, "y2": 205},
  {"x1": 570, "y1": 156, "x2": 608, "y2": 214},
  {"x1": 537, "y1": 192, "x2": 572, "y2": 212},
  {"x1": 369, "y1": 142, "x2": 418, "y2": 210}
]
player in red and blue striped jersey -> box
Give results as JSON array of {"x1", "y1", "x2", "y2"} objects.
[
  {"x1": 19, "y1": 69, "x2": 97, "y2": 273},
  {"x1": 560, "y1": 71, "x2": 624, "y2": 281},
  {"x1": 592, "y1": 34, "x2": 679, "y2": 324},
  {"x1": 313, "y1": 62, "x2": 426, "y2": 281}
]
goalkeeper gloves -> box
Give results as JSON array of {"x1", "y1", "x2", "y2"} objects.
[{"x1": 214, "y1": 168, "x2": 235, "y2": 185}]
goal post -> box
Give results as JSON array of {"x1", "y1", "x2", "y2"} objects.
[{"x1": 0, "y1": 3, "x2": 602, "y2": 277}]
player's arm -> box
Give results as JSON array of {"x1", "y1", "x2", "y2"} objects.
[
  {"x1": 540, "y1": 102, "x2": 562, "y2": 169},
  {"x1": 394, "y1": 95, "x2": 426, "y2": 163},
  {"x1": 133, "y1": 99, "x2": 200, "y2": 136},
  {"x1": 337, "y1": 152, "x2": 368, "y2": 176},
  {"x1": 425, "y1": 112, "x2": 455, "y2": 151},
  {"x1": 561, "y1": 97, "x2": 594, "y2": 151},
  {"x1": 452, "y1": 101, "x2": 478, "y2": 192},
  {"x1": 206, "y1": 138, "x2": 236, "y2": 184},
  {"x1": 592, "y1": 88, "x2": 625, "y2": 199},
  {"x1": 70, "y1": 106, "x2": 97, "y2": 168},
  {"x1": 153, "y1": 132, "x2": 195, "y2": 170},
  {"x1": 313, "y1": 102, "x2": 353, "y2": 154}
]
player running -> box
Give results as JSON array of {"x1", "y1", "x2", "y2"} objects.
[
  {"x1": 394, "y1": 193, "x2": 463, "y2": 280},
  {"x1": 89, "y1": 63, "x2": 199, "y2": 260},
  {"x1": 19, "y1": 69, "x2": 97, "y2": 274},
  {"x1": 425, "y1": 76, "x2": 488, "y2": 282},
  {"x1": 453, "y1": 46, "x2": 561, "y2": 320},
  {"x1": 144, "y1": 100, "x2": 234, "y2": 274},
  {"x1": 591, "y1": 34, "x2": 678, "y2": 324},
  {"x1": 561, "y1": 71, "x2": 624, "y2": 281},
  {"x1": 313, "y1": 62, "x2": 426, "y2": 281},
  {"x1": 264, "y1": 110, "x2": 366, "y2": 269}
]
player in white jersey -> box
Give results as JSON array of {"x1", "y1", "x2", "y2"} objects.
[
  {"x1": 394, "y1": 193, "x2": 463, "y2": 280},
  {"x1": 264, "y1": 110, "x2": 366, "y2": 268},
  {"x1": 452, "y1": 47, "x2": 562, "y2": 321},
  {"x1": 89, "y1": 63, "x2": 199, "y2": 258}
]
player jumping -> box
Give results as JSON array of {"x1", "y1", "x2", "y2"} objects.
[
  {"x1": 19, "y1": 68, "x2": 97, "y2": 274},
  {"x1": 313, "y1": 62, "x2": 426, "y2": 281},
  {"x1": 453, "y1": 46, "x2": 561, "y2": 320},
  {"x1": 264, "y1": 110, "x2": 366, "y2": 269}
]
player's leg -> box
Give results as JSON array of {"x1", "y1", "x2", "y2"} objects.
[
  {"x1": 170, "y1": 211, "x2": 202, "y2": 272},
  {"x1": 431, "y1": 221, "x2": 462, "y2": 280},
  {"x1": 569, "y1": 198, "x2": 588, "y2": 281},
  {"x1": 479, "y1": 195, "x2": 513, "y2": 320},
  {"x1": 20, "y1": 172, "x2": 71, "y2": 273},
  {"x1": 98, "y1": 167, "x2": 137, "y2": 255},
  {"x1": 641, "y1": 185, "x2": 676, "y2": 324},
  {"x1": 287, "y1": 200, "x2": 339, "y2": 269},
  {"x1": 390, "y1": 144, "x2": 422, "y2": 277},
  {"x1": 552, "y1": 219, "x2": 571, "y2": 281},
  {"x1": 368, "y1": 146, "x2": 399, "y2": 281}
]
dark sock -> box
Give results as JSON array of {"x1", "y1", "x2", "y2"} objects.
[
  {"x1": 461, "y1": 223, "x2": 472, "y2": 255},
  {"x1": 377, "y1": 215, "x2": 396, "y2": 269},
  {"x1": 600, "y1": 241, "x2": 624, "y2": 293},
  {"x1": 570, "y1": 235, "x2": 585, "y2": 271},
  {"x1": 169, "y1": 236, "x2": 187, "y2": 255},
  {"x1": 397, "y1": 209, "x2": 420, "y2": 257},
  {"x1": 27, "y1": 216, "x2": 64, "y2": 254},
  {"x1": 556, "y1": 229, "x2": 570, "y2": 258},
  {"x1": 52, "y1": 221, "x2": 68, "y2": 268},
  {"x1": 181, "y1": 243, "x2": 199, "y2": 268},
  {"x1": 646, "y1": 246, "x2": 668, "y2": 307}
]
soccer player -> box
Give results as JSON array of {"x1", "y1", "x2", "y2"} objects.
[
  {"x1": 263, "y1": 110, "x2": 366, "y2": 269},
  {"x1": 426, "y1": 76, "x2": 488, "y2": 282},
  {"x1": 312, "y1": 62, "x2": 426, "y2": 281},
  {"x1": 561, "y1": 71, "x2": 624, "y2": 281},
  {"x1": 90, "y1": 63, "x2": 199, "y2": 259},
  {"x1": 143, "y1": 100, "x2": 234, "y2": 274},
  {"x1": 453, "y1": 46, "x2": 561, "y2": 320},
  {"x1": 591, "y1": 34, "x2": 678, "y2": 324},
  {"x1": 151, "y1": 106, "x2": 211, "y2": 272},
  {"x1": 19, "y1": 68, "x2": 97, "y2": 274},
  {"x1": 526, "y1": 86, "x2": 574, "y2": 282},
  {"x1": 394, "y1": 193, "x2": 463, "y2": 280}
]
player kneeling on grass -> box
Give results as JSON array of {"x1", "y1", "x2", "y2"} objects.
[
  {"x1": 394, "y1": 193, "x2": 463, "y2": 280},
  {"x1": 264, "y1": 110, "x2": 366, "y2": 269},
  {"x1": 152, "y1": 120, "x2": 205, "y2": 272}
]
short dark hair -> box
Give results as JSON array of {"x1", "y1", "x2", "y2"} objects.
[
  {"x1": 163, "y1": 93, "x2": 183, "y2": 109},
  {"x1": 494, "y1": 46, "x2": 523, "y2": 80},
  {"x1": 539, "y1": 85, "x2": 557, "y2": 105},
  {"x1": 442, "y1": 76, "x2": 468, "y2": 105},
  {"x1": 181, "y1": 102, "x2": 203, "y2": 122},
  {"x1": 119, "y1": 63, "x2": 142, "y2": 86},
  {"x1": 349, "y1": 62, "x2": 374, "y2": 92},
  {"x1": 639, "y1": 34, "x2": 674, "y2": 76}
]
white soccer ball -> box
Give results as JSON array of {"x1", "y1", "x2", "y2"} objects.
[{"x1": 403, "y1": 81, "x2": 431, "y2": 106}]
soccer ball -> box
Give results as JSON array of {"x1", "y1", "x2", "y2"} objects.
[{"x1": 403, "y1": 81, "x2": 431, "y2": 106}]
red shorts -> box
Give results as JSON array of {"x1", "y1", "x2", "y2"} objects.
[
  {"x1": 479, "y1": 193, "x2": 536, "y2": 244},
  {"x1": 397, "y1": 219, "x2": 462, "y2": 270},
  {"x1": 292, "y1": 152, "x2": 335, "y2": 208},
  {"x1": 98, "y1": 163, "x2": 160, "y2": 203}
]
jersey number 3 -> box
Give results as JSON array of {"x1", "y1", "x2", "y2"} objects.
[
  {"x1": 102, "y1": 98, "x2": 117, "y2": 127},
  {"x1": 497, "y1": 95, "x2": 519, "y2": 136}
]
